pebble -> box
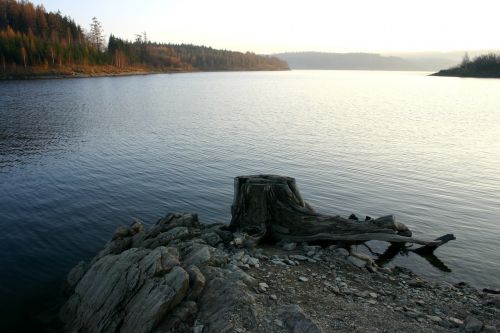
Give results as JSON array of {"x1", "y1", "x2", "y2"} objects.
[
  {"x1": 289, "y1": 255, "x2": 308, "y2": 261},
  {"x1": 439, "y1": 319, "x2": 452, "y2": 328},
  {"x1": 298, "y1": 276, "x2": 309, "y2": 282},
  {"x1": 408, "y1": 279, "x2": 426, "y2": 287},
  {"x1": 426, "y1": 315, "x2": 442, "y2": 323},
  {"x1": 282, "y1": 242, "x2": 297, "y2": 251},
  {"x1": 355, "y1": 291, "x2": 369, "y2": 298},
  {"x1": 334, "y1": 248, "x2": 350, "y2": 257},
  {"x1": 482, "y1": 325, "x2": 497, "y2": 333},
  {"x1": 269, "y1": 294, "x2": 278, "y2": 300},
  {"x1": 248, "y1": 257, "x2": 259, "y2": 267},
  {"x1": 258, "y1": 282, "x2": 269, "y2": 292},
  {"x1": 448, "y1": 317, "x2": 464, "y2": 327},
  {"x1": 347, "y1": 256, "x2": 366, "y2": 268},
  {"x1": 462, "y1": 316, "x2": 483, "y2": 333},
  {"x1": 274, "y1": 319, "x2": 284, "y2": 327}
]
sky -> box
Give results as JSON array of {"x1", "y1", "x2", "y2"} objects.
[{"x1": 30, "y1": 0, "x2": 500, "y2": 54}]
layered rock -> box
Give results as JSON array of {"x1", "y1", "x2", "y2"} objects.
[{"x1": 60, "y1": 213, "x2": 322, "y2": 333}]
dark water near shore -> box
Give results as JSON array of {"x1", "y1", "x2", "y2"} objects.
[{"x1": 1, "y1": 71, "x2": 499, "y2": 328}]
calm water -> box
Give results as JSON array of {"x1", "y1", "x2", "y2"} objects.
[{"x1": 1, "y1": 71, "x2": 499, "y2": 328}]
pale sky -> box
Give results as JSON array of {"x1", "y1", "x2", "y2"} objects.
[{"x1": 30, "y1": 0, "x2": 500, "y2": 54}]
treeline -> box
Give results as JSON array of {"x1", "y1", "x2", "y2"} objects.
[
  {"x1": 108, "y1": 35, "x2": 288, "y2": 71},
  {"x1": 432, "y1": 53, "x2": 500, "y2": 78},
  {"x1": 0, "y1": 0, "x2": 106, "y2": 70},
  {"x1": 0, "y1": 0, "x2": 288, "y2": 75}
]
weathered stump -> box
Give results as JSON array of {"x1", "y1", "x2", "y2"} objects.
[{"x1": 229, "y1": 175, "x2": 454, "y2": 250}]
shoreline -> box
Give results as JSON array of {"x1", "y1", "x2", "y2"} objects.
[
  {"x1": 0, "y1": 67, "x2": 290, "y2": 81},
  {"x1": 55, "y1": 213, "x2": 499, "y2": 333},
  {"x1": 431, "y1": 71, "x2": 500, "y2": 79}
]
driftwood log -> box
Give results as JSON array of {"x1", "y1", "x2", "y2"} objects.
[{"x1": 228, "y1": 175, "x2": 454, "y2": 254}]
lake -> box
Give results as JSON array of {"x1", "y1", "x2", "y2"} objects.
[{"x1": 1, "y1": 70, "x2": 499, "y2": 328}]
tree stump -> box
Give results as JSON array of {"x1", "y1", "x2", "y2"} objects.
[{"x1": 229, "y1": 175, "x2": 454, "y2": 250}]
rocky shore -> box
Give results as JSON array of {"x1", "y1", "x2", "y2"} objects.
[{"x1": 60, "y1": 212, "x2": 499, "y2": 333}]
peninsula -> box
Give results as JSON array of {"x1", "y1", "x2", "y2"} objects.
[
  {"x1": 432, "y1": 53, "x2": 500, "y2": 78},
  {"x1": 0, "y1": 0, "x2": 288, "y2": 79}
]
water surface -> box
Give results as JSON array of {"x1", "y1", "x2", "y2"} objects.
[{"x1": 1, "y1": 71, "x2": 499, "y2": 328}]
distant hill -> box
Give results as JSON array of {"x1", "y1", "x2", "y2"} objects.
[
  {"x1": 432, "y1": 53, "x2": 500, "y2": 78},
  {"x1": 273, "y1": 52, "x2": 456, "y2": 71}
]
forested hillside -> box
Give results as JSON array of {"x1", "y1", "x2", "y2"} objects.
[{"x1": 0, "y1": 0, "x2": 288, "y2": 77}]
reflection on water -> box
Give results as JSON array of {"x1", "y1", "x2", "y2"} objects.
[{"x1": 1, "y1": 71, "x2": 500, "y2": 329}]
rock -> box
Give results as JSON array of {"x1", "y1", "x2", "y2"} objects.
[
  {"x1": 355, "y1": 290, "x2": 369, "y2": 298},
  {"x1": 182, "y1": 244, "x2": 228, "y2": 268},
  {"x1": 483, "y1": 288, "x2": 500, "y2": 295},
  {"x1": 289, "y1": 254, "x2": 308, "y2": 261},
  {"x1": 303, "y1": 245, "x2": 321, "y2": 253},
  {"x1": 462, "y1": 316, "x2": 483, "y2": 333},
  {"x1": 186, "y1": 265, "x2": 206, "y2": 300},
  {"x1": 142, "y1": 226, "x2": 190, "y2": 249},
  {"x1": 274, "y1": 319, "x2": 284, "y2": 327},
  {"x1": 282, "y1": 242, "x2": 297, "y2": 251},
  {"x1": 197, "y1": 266, "x2": 258, "y2": 333},
  {"x1": 369, "y1": 292, "x2": 378, "y2": 298},
  {"x1": 348, "y1": 213, "x2": 359, "y2": 220},
  {"x1": 156, "y1": 213, "x2": 200, "y2": 231},
  {"x1": 259, "y1": 282, "x2": 269, "y2": 292},
  {"x1": 277, "y1": 304, "x2": 322, "y2": 333},
  {"x1": 112, "y1": 225, "x2": 131, "y2": 240},
  {"x1": 193, "y1": 321, "x2": 204, "y2": 333},
  {"x1": 347, "y1": 255, "x2": 366, "y2": 268},
  {"x1": 63, "y1": 261, "x2": 87, "y2": 296},
  {"x1": 247, "y1": 257, "x2": 260, "y2": 267},
  {"x1": 271, "y1": 259, "x2": 287, "y2": 266},
  {"x1": 483, "y1": 294, "x2": 500, "y2": 308},
  {"x1": 298, "y1": 276, "x2": 309, "y2": 282},
  {"x1": 156, "y1": 300, "x2": 198, "y2": 332},
  {"x1": 426, "y1": 315, "x2": 442, "y2": 323},
  {"x1": 333, "y1": 248, "x2": 350, "y2": 258},
  {"x1": 408, "y1": 279, "x2": 426, "y2": 288},
  {"x1": 270, "y1": 294, "x2": 278, "y2": 300},
  {"x1": 366, "y1": 299, "x2": 377, "y2": 305},
  {"x1": 439, "y1": 319, "x2": 452, "y2": 328},
  {"x1": 241, "y1": 254, "x2": 250, "y2": 264},
  {"x1": 225, "y1": 264, "x2": 257, "y2": 287},
  {"x1": 448, "y1": 317, "x2": 464, "y2": 327},
  {"x1": 129, "y1": 219, "x2": 144, "y2": 235},
  {"x1": 201, "y1": 232, "x2": 222, "y2": 247},
  {"x1": 482, "y1": 325, "x2": 497, "y2": 333},
  {"x1": 232, "y1": 251, "x2": 245, "y2": 261},
  {"x1": 60, "y1": 247, "x2": 190, "y2": 333}
]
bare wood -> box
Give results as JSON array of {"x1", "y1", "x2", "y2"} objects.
[{"x1": 229, "y1": 175, "x2": 453, "y2": 251}]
